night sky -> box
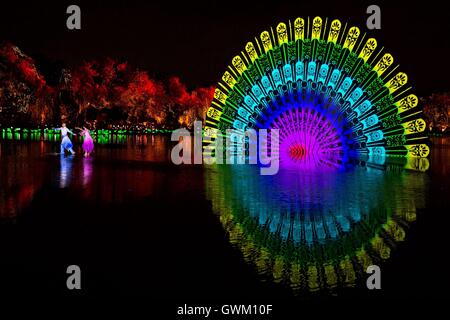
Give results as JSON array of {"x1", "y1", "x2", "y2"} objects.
[{"x1": 1, "y1": 0, "x2": 449, "y2": 94}]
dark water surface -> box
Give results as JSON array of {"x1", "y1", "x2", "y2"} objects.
[{"x1": 0, "y1": 136, "x2": 449, "y2": 306}]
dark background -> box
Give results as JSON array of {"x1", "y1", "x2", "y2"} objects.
[
  {"x1": 1, "y1": 0, "x2": 449, "y2": 312},
  {"x1": 1, "y1": 0, "x2": 449, "y2": 95}
]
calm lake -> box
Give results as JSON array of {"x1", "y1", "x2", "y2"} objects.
[{"x1": 0, "y1": 135, "x2": 449, "y2": 305}]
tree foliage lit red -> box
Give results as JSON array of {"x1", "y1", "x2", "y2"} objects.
[
  {"x1": 422, "y1": 92, "x2": 450, "y2": 133},
  {"x1": 0, "y1": 43, "x2": 214, "y2": 129}
]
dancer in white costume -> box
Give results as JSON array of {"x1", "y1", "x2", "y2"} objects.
[{"x1": 55, "y1": 123, "x2": 76, "y2": 155}]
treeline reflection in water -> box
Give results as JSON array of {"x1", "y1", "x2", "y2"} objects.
[{"x1": 0, "y1": 135, "x2": 173, "y2": 219}]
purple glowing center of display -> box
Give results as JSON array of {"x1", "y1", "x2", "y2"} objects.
[
  {"x1": 270, "y1": 108, "x2": 346, "y2": 168},
  {"x1": 289, "y1": 144, "x2": 307, "y2": 160}
]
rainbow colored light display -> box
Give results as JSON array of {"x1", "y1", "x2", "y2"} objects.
[
  {"x1": 204, "y1": 16, "x2": 430, "y2": 168},
  {"x1": 204, "y1": 16, "x2": 431, "y2": 293}
]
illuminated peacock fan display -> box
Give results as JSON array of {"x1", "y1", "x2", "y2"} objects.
[
  {"x1": 204, "y1": 17, "x2": 431, "y2": 293},
  {"x1": 204, "y1": 17, "x2": 430, "y2": 166}
]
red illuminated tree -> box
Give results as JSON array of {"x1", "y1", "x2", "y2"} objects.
[
  {"x1": 422, "y1": 93, "x2": 450, "y2": 132},
  {"x1": 168, "y1": 76, "x2": 214, "y2": 128},
  {"x1": 0, "y1": 43, "x2": 215, "y2": 129},
  {"x1": 0, "y1": 43, "x2": 55, "y2": 126},
  {"x1": 115, "y1": 70, "x2": 165, "y2": 125}
]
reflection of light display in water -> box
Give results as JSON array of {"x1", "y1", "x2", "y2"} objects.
[{"x1": 206, "y1": 161, "x2": 428, "y2": 292}]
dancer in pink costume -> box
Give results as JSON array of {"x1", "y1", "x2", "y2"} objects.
[{"x1": 80, "y1": 126, "x2": 94, "y2": 157}]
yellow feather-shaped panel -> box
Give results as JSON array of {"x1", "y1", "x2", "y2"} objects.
[
  {"x1": 374, "y1": 53, "x2": 394, "y2": 76},
  {"x1": 245, "y1": 42, "x2": 258, "y2": 62},
  {"x1": 387, "y1": 72, "x2": 408, "y2": 93},
  {"x1": 260, "y1": 31, "x2": 273, "y2": 52},
  {"x1": 358, "y1": 38, "x2": 377, "y2": 62},
  {"x1": 327, "y1": 19, "x2": 341, "y2": 43},
  {"x1": 343, "y1": 27, "x2": 360, "y2": 51},
  {"x1": 276, "y1": 22, "x2": 288, "y2": 45},
  {"x1": 311, "y1": 16, "x2": 322, "y2": 40},
  {"x1": 294, "y1": 18, "x2": 305, "y2": 41},
  {"x1": 222, "y1": 71, "x2": 237, "y2": 88}
]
